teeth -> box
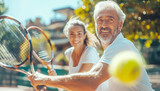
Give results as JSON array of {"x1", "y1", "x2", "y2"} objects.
[
  {"x1": 74, "y1": 41, "x2": 79, "y2": 43},
  {"x1": 101, "y1": 31, "x2": 109, "y2": 33},
  {"x1": 103, "y1": 31, "x2": 109, "y2": 33}
]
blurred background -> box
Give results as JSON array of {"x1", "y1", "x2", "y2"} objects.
[{"x1": 0, "y1": 0, "x2": 160, "y2": 91}]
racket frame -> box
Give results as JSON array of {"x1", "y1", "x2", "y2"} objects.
[
  {"x1": 0, "y1": 15, "x2": 35, "y2": 75},
  {"x1": 27, "y1": 26, "x2": 54, "y2": 70}
]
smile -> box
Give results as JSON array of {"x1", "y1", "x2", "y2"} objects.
[
  {"x1": 73, "y1": 41, "x2": 80, "y2": 44},
  {"x1": 100, "y1": 30, "x2": 110, "y2": 34},
  {"x1": 100, "y1": 27, "x2": 112, "y2": 34}
]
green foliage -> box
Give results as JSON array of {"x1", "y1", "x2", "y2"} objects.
[
  {"x1": 75, "y1": 0, "x2": 102, "y2": 33},
  {"x1": 120, "y1": 0, "x2": 160, "y2": 48},
  {"x1": 75, "y1": 0, "x2": 160, "y2": 48},
  {"x1": 0, "y1": 0, "x2": 8, "y2": 15},
  {"x1": 55, "y1": 53, "x2": 68, "y2": 66}
]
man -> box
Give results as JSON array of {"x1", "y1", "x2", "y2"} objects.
[{"x1": 28, "y1": 1, "x2": 154, "y2": 91}]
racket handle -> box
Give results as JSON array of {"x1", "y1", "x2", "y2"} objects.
[{"x1": 37, "y1": 85, "x2": 46, "y2": 91}]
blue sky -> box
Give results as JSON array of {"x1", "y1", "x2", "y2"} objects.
[{"x1": 4, "y1": 0, "x2": 81, "y2": 25}]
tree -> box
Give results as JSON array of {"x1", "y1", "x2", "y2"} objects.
[
  {"x1": 75, "y1": 0, "x2": 160, "y2": 64},
  {"x1": 75, "y1": 0, "x2": 100, "y2": 34},
  {"x1": 0, "y1": 0, "x2": 8, "y2": 15},
  {"x1": 121, "y1": 0, "x2": 160, "y2": 49},
  {"x1": 75, "y1": 0, "x2": 160, "y2": 48}
]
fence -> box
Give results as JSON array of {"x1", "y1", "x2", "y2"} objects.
[
  {"x1": 0, "y1": 65, "x2": 68, "y2": 91},
  {"x1": 142, "y1": 46, "x2": 160, "y2": 64}
]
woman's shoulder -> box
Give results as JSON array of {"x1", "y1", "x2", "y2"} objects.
[
  {"x1": 81, "y1": 46, "x2": 100, "y2": 63},
  {"x1": 64, "y1": 47, "x2": 74, "y2": 55},
  {"x1": 85, "y1": 46, "x2": 98, "y2": 52}
]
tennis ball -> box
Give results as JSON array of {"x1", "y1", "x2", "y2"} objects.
[{"x1": 109, "y1": 51, "x2": 143, "y2": 86}]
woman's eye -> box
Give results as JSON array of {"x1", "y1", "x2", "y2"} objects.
[
  {"x1": 70, "y1": 33, "x2": 74, "y2": 36},
  {"x1": 78, "y1": 33, "x2": 82, "y2": 36}
]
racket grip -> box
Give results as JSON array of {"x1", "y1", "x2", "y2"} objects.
[{"x1": 37, "y1": 85, "x2": 46, "y2": 91}]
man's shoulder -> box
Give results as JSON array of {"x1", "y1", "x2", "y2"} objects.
[
  {"x1": 120, "y1": 38, "x2": 135, "y2": 48},
  {"x1": 105, "y1": 38, "x2": 137, "y2": 55},
  {"x1": 112, "y1": 38, "x2": 135, "y2": 50},
  {"x1": 101, "y1": 38, "x2": 139, "y2": 64}
]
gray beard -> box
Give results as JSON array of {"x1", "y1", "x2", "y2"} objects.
[{"x1": 98, "y1": 34, "x2": 112, "y2": 45}]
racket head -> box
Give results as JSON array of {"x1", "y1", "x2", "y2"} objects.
[
  {"x1": 27, "y1": 26, "x2": 54, "y2": 69},
  {"x1": 0, "y1": 16, "x2": 32, "y2": 68}
]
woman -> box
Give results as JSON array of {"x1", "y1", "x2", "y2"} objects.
[{"x1": 63, "y1": 17, "x2": 100, "y2": 74}]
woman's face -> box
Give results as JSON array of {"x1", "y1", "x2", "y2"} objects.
[{"x1": 68, "y1": 25, "x2": 86, "y2": 48}]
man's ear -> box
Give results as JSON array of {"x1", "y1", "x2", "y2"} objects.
[{"x1": 118, "y1": 21, "x2": 123, "y2": 32}]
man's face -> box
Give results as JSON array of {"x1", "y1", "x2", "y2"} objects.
[{"x1": 95, "y1": 8, "x2": 121, "y2": 45}]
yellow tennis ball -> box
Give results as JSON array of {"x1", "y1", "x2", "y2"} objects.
[{"x1": 109, "y1": 51, "x2": 143, "y2": 86}]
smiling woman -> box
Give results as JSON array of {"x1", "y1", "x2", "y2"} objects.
[{"x1": 63, "y1": 17, "x2": 100, "y2": 74}]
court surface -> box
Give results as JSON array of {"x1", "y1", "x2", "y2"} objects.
[{"x1": 0, "y1": 86, "x2": 34, "y2": 91}]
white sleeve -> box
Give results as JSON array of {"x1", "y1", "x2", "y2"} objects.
[
  {"x1": 81, "y1": 47, "x2": 100, "y2": 64},
  {"x1": 64, "y1": 47, "x2": 73, "y2": 61}
]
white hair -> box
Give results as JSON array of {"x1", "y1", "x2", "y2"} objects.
[{"x1": 94, "y1": 0, "x2": 126, "y2": 23}]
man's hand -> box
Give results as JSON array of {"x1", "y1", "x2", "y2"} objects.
[{"x1": 28, "y1": 72, "x2": 47, "y2": 91}]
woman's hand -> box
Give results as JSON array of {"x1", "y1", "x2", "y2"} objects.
[{"x1": 48, "y1": 69, "x2": 57, "y2": 76}]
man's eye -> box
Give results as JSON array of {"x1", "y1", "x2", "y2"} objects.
[
  {"x1": 97, "y1": 19, "x2": 103, "y2": 24},
  {"x1": 109, "y1": 19, "x2": 113, "y2": 22}
]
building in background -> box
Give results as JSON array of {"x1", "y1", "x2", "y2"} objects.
[
  {"x1": 25, "y1": 7, "x2": 74, "y2": 65},
  {"x1": 45, "y1": 7, "x2": 74, "y2": 55}
]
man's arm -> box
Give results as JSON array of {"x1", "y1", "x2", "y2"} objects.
[
  {"x1": 78, "y1": 63, "x2": 94, "y2": 72},
  {"x1": 28, "y1": 62, "x2": 110, "y2": 91}
]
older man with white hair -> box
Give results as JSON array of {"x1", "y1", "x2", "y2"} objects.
[{"x1": 28, "y1": 0, "x2": 154, "y2": 91}]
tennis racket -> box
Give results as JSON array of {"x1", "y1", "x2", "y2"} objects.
[
  {"x1": 0, "y1": 16, "x2": 44, "y2": 90},
  {"x1": 27, "y1": 26, "x2": 55, "y2": 73}
]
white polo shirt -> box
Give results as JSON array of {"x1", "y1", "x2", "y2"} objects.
[{"x1": 99, "y1": 33, "x2": 154, "y2": 91}]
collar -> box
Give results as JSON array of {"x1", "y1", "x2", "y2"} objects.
[
  {"x1": 105, "y1": 32, "x2": 124, "y2": 51},
  {"x1": 111, "y1": 32, "x2": 124, "y2": 44}
]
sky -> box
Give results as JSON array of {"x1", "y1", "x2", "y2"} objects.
[{"x1": 4, "y1": 0, "x2": 81, "y2": 25}]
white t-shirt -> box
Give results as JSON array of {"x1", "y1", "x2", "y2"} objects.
[
  {"x1": 64, "y1": 46, "x2": 99, "y2": 74},
  {"x1": 99, "y1": 33, "x2": 154, "y2": 91}
]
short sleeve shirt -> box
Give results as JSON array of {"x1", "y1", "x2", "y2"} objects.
[
  {"x1": 64, "y1": 46, "x2": 99, "y2": 74},
  {"x1": 99, "y1": 33, "x2": 154, "y2": 91}
]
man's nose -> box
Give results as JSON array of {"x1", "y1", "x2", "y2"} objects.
[{"x1": 102, "y1": 20, "x2": 108, "y2": 27}]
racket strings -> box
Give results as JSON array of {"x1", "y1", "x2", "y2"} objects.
[
  {"x1": 0, "y1": 45, "x2": 18, "y2": 66},
  {"x1": 30, "y1": 30, "x2": 51, "y2": 62},
  {"x1": 19, "y1": 40, "x2": 30, "y2": 61},
  {"x1": 0, "y1": 18, "x2": 30, "y2": 66}
]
